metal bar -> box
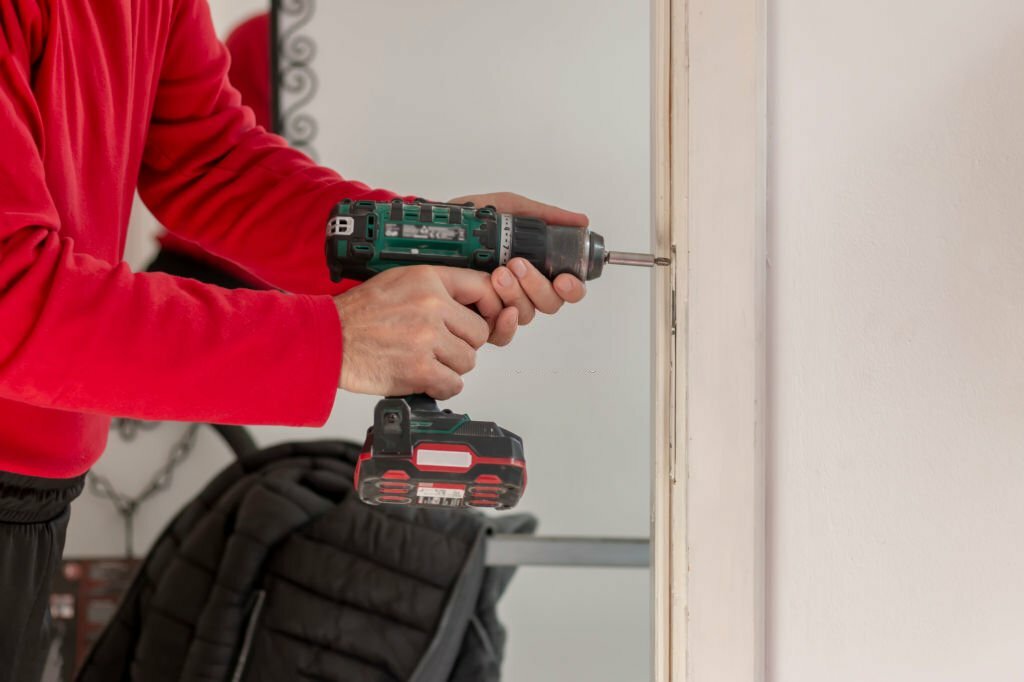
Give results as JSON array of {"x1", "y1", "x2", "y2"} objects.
[{"x1": 485, "y1": 536, "x2": 650, "y2": 568}]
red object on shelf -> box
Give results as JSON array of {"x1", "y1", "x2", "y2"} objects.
[{"x1": 49, "y1": 558, "x2": 139, "y2": 680}]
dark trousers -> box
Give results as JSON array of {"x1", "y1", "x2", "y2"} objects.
[{"x1": 0, "y1": 471, "x2": 85, "y2": 682}]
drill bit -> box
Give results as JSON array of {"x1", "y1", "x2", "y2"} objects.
[{"x1": 605, "y1": 251, "x2": 672, "y2": 268}]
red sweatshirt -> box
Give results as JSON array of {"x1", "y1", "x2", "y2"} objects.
[
  {"x1": 0, "y1": 0, "x2": 408, "y2": 478},
  {"x1": 157, "y1": 12, "x2": 272, "y2": 285}
]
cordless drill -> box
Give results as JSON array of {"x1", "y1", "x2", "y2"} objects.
[
  {"x1": 327, "y1": 198, "x2": 668, "y2": 283},
  {"x1": 327, "y1": 198, "x2": 668, "y2": 510}
]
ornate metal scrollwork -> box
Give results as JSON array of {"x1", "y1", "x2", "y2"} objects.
[{"x1": 272, "y1": 0, "x2": 320, "y2": 160}]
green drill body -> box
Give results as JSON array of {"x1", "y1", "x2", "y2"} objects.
[{"x1": 325, "y1": 198, "x2": 651, "y2": 284}]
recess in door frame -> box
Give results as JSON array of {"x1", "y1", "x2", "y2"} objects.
[{"x1": 650, "y1": 0, "x2": 767, "y2": 680}]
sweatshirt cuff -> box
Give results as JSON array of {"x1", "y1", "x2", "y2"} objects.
[{"x1": 297, "y1": 294, "x2": 342, "y2": 426}]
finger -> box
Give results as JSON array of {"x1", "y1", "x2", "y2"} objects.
[
  {"x1": 434, "y1": 335, "x2": 477, "y2": 375},
  {"x1": 488, "y1": 307, "x2": 519, "y2": 347},
  {"x1": 491, "y1": 266, "x2": 537, "y2": 325},
  {"x1": 552, "y1": 273, "x2": 587, "y2": 304},
  {"x1": 436, "y1": 267, "x2": 504, "y2": 321},
  {"x1": 424, "y1": 364, "x2": 464, "y2": 401},
  {"x1": 444, "y1": 303, "x2": 491, "y2": 349},
  {"x1": 507, "y1": 198, "x2": 589, "y2": 228},
  {"x1": 450, "y1": 193, "x2": 589, "y2": 227},
  {"x1": 493, "y1": 193, "x2": 589, "y2": 227},
  {"x1": 508, "y1": 258, "x2": 564, "y2": 315}
]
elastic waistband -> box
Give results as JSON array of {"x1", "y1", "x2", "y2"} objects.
[{"x1": 0, "y1": 470, "x2": 86, "y2": 523}]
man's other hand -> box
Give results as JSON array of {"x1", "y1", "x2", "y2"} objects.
[{"x1": 449, "y1": 192, "x2": 589, "y2": 327}]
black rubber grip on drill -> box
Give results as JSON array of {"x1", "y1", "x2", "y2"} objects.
[
  {"x1": 509, "y1": 216, "x2": 548, "y2": 274},
  {"x1": 510, "y1": 216, "x2": 598, "y2": 280}
]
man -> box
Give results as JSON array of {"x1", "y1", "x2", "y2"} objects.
[{"x1": 0, "y1": 2, "x2": 587, "y2": 679}]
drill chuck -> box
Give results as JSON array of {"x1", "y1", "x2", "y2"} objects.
[{"x1": 506, "y1": 215, "x2": 607, "y2": 281}]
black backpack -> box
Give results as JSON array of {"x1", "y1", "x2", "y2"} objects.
[{"x1": 76, "y1": 439, "x2": 535, "y2": 682}]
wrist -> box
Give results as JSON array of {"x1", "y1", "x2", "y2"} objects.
[{"x1": 333, "y1": 296, "x2": 347, "y2": 391}]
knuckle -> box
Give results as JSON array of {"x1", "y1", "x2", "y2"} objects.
[
  {"x1": 418, "y1": 356, "x2": 438, "y2": 376},
  {"x1": 491, "y1": 319, "x2": 517, "y2": 347},
  {"x1": 413, "y1": 364, "x2": 434, "y2": 385},
  {"x1": 472, "y1": 322, "x2": 490, "y2": 348},
  {"x1": 407, "y1": 264, "x2": 435, "y2": 280},
  {"x1": 430, "y1": 370, "x2": 459, "y2": 397},
  {"x1": 414, "y1": 372, "x2": 434, "y2": 393},
  {"x1": 519, "y1": 259, "x2": 541, "y2": 277},
  {"x1": 411, "y1": 326, "x2": 436, "y2": 349},
  {"x1": 497, "y1": 287, "x2": 520, "y2": 307},
  {"x1": 417, "y1": 292, "x2": 445, "y2": 313}
]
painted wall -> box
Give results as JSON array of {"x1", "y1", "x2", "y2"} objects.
[
  {"x1": 68, "y1": 1, "x2": 652, "y2": 681},
  {"x1": 768, "y1": 1, "x2": 1024, "y2": 680}
]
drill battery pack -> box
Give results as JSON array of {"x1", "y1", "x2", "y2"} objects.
[{"x1": 355, "y1": 395, "x2": 526, "y2": 510}]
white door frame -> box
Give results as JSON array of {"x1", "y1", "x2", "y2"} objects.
[{"x1": 651, "y1": 0, "x2": 767, "y2": 679}]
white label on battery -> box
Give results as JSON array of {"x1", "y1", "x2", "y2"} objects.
[
  {"x1": 417, "y1": 486, "x2": 465, "y2": 500},
  {"x1": 415, "y1": 448, "x2": 472, "y2": 469},
  {"x1": 499, "y1": 214, "x2": 514, "y2": 265}
]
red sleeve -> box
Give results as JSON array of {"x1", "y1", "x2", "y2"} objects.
[
  {"x1": 138, "y1": 0, "x2": 415, "y2": 296},
  {"x1": 0, "y1": 6, "x2": 341, "y2": 425}
]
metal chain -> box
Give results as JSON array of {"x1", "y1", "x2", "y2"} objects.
[
  {"x1": 110, "y1": 417, "x2": 160, "y2": 442},
  {"x1": 90, "y1": 421, "x2": 201, "y2": 557}
]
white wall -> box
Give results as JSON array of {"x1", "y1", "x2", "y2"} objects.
[
  {"x1": 769, "y1": 2, "x2": 1024, "y2": 680},
  {"x1": 206, "y1": 0, "x2": 267, "y2": 39}
]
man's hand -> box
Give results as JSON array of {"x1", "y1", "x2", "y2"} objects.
[
  {"x1": 334, "y1": 265, "x2": 510, "y2": 400},
  {"x1": 449, "y1": 192, "x2": 589, "y2": 328}
]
